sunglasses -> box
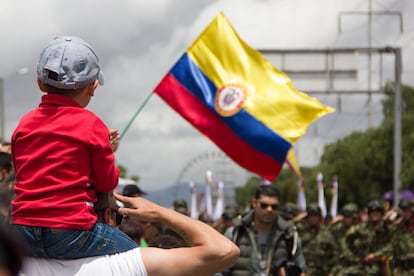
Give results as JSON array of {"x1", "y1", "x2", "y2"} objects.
[{"x1": 259, "y1": 202, "x2": 279, "y2": 210}]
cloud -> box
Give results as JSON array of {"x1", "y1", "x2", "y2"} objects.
[{"x1": 1, "y1": 0, "x2": 413, "y2": 191}]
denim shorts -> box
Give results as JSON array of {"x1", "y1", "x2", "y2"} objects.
[{"x1": 12, "y1": 222, "x2": 137, "y2": 259}]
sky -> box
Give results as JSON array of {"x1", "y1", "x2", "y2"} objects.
[{"x1": 1, "y1": 0, "x2": 413, "y2": 192}]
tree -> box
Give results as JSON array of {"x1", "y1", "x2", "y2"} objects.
[{"x1": 319, "y1": 84, "x2": 414, "y2": 208}]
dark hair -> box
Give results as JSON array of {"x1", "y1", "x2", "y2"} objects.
[
  {"x1": 122, "y1": 184, "x2": 146, "y2": 197},
  {"x1": 0, "y1": 226, "x2": 25, "y2": 276},
  {"x1": 41, "y1": 70, "x2": 85, "y2": 95},
  {"x1": 0, "y1": 152, "x2": 12, "y2": 172},
  {"x1": 118, "y1": 216, "x2": 144, "y2": 243},
  {"x1": 255, "y1": 185, "x2": 280, "y2": 199}
]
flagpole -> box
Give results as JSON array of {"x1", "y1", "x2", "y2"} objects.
[{"x1": 120, "y1": 92, "x2": 154, "y2": 140}]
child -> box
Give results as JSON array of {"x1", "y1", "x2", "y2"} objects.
[{"x1": 10, "y1": 36, "x2": 136, "y2": 259}]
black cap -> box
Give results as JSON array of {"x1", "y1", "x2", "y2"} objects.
[
  {"x1": 399, "y1": 199, "x2": 414, "y2": 211},
  {"x1": 367, "y1": 200, "x2": 384, "y2": 213},
  {"x1": 173, "y1": 199, "x2": 188, "y2": 215},
  {"x1": 122, "y1": 184, "x2": 146, "y2": 197},
  {"x1": 307, "y1": 204, "x2": 322, "y2": 216}
]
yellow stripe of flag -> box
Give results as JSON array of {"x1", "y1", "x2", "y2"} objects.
[{"x1": 187, "y1": 12, "x2": 333, "y2": 143}]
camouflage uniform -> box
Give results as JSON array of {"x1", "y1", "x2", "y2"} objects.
[
  {"x1": 329, "y1": 203, "x2": 360, "y2": 275},
  {"x1": 391, "y1": 199, "x2": 414, "y2": 275},
  {"x1": 340, "y1": 200, "x2": 393, "y2": 276},
  {"x1": 297, "y1": 204, "x2": 338, "y2": 276}
]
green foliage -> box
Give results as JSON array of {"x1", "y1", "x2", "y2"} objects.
[
  {"x1": 116, "y1": 164, "x2": 140, "y2": 183},
  {"x1": 117, "y1": 164, "x2": 127, "y2": 178}
]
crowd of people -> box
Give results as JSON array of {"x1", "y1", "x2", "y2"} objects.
[{"x1": 2, "y1": 139, "x2": 414, "y2": 275}]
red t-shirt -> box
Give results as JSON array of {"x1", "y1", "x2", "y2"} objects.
[{"x1": 10, "y1": 94, "x2": 119, "y2": 230}]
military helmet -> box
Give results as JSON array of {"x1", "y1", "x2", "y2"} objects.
[
  {"x1": 398, "y1": 199, "x2": 414, "y2": 212},
  {"x1": 367, "y1": 200, "x2": 384, "y2": 213},
  {"x1": 341, "y1": 203, "x2": 359, "y2": 218},
  {"x1": 307, "y1": 203, "x2": 322, "y2": 216}
]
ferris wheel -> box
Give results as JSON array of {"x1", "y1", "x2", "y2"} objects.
[{"x1": 175, "y1": 151, "x2": 250, "y2": 188}]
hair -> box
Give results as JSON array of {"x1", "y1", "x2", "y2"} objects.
[
  {"x1": 255, "y1": 185, "x2": 280, "y2": 199},
  {"x1": 0, "y1": 226, "x2": 26, "y2": 276},
  {"x1": 41, "y1": 70, "x2": 87, "y2": 96},
  {"x1": 0, "y1": 152, "x2": 12, "y2": 172},
  {"x1": 122, "y1": 184, "x2": 145, "y2": 197},
  {"x1": 148, "y1": 227, "x2": 188, "y2": 249},
  {"x1": 118, "y1": 216, "x2": 144, "y2": 244}
]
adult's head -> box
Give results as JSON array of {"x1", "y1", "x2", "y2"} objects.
[
  {"x1": 340, "y1": 203, "x2": 359, "y2": 227},
  {"x1": 94, "y1": 192, "x2": 123, "y2": 227},
  {"x1": 122, "y1": 184, "x2": 146, "y2": 197},
  {"x1": 0, "y1": 142, "x2": 11, "y2": 154},
  {"x1": 280, "y1": 202, "x2": 299, "y2": 221},
  {"x1": 0, "y1": 152, "x2": 12, "y2": 183},
  {"x1": 252, "y1": 185, "x2": 280, "y2": 226},
  {"x1": 367, "y1": 200, "x2": 384, "y2": 223},
  {"x1": 173, "y1": 198, "x2": 189, "y2": 216},
  {"x1": 0, "y1": 227, "x2": 25, "y2": 276},
  {"x1": 306, "y1": 203, "x2": 323, "y2": 226},
  {"x1": 398, "y1": 199, "x2": 414, "y2": 222}
]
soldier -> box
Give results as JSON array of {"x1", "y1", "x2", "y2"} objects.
[
  {"x1": 391, "y1": 199, "x2": 414, "y2": 275},
  {"x1": 344, "y1": 200, "x2": 393, "y2": 275},
  {"x1": 330, "y1": 203, "x2": 360, "y2": 250},
  {"x1": 223, "y1": 185, "x2": 298, "y2": 276},
  {"x1": 297, "y1": 203, "x2": 338, "y2": 276},
  {"x1": 329, "y1": 203, "x2": 361, "y2": 275}
]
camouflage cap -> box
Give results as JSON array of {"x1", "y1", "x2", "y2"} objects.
[{"x1": 341, "y1": 203, "x2": 359, "y2": 218}]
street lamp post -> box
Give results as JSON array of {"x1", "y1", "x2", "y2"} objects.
[
  {"x1": 0, "y1": 67, "x2": 29, "y2": 142},
  {"x1": 0, "y1": 77, "x2": 5, "y2": 143}
]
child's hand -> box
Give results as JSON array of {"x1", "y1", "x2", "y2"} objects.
[{"x1": 109, "y1": 129, "x2": 120, "y2": 152}]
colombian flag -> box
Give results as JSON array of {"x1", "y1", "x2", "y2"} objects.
[{"x1": 154, "y1": 12, "x2": 333, "y2": 181}]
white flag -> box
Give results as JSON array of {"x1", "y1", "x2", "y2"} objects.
[
  {"x1": 213, "y1": 181, "x2": 225, "y2": 221},
  {"x1": 317, "y1": 172, "x2": 327, "y2": 218},
  {"x1": 189, "y1": 181, "x2": 198, "y2": 219},
  {"x1": 330, "y1": 176, "x2": 338, "y2": 219},
  {"x1": 205, "y1": 170, "x2": 213, "y2": 217},
  {"x1": 297, "y1": 177, "x2": 307, "y2": 212}
]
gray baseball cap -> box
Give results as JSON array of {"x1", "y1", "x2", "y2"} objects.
[{"x1": 37, "y1": 36, "x2": 104, "y2": 90}]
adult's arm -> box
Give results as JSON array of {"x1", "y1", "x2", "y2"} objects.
[{"x1": 115, "y1": 193, "x2": 240, "y2": 276}]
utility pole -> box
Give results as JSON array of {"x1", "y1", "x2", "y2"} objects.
[
  {"x1": 393, "y1": 47, "x2": 402, "y2": 208},
  {"x1": 338, "y1": 4, "x2": 403, "y2": 128}
]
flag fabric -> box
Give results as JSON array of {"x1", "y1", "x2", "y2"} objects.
[
  {"x1": 297, "y1": 177, "x2": 306, "y2": 212},
  {"x1": 330, "y1": 176, "x2": 338, "y2": 219},
  {"x1": 212, "y1": 181, "x2": 225, "y2": 221},
  {"x1": 317, "y1": 172, "x2": 327, "y2": 218},
  {"x1": 285, "y1": 148, "x2": 302, "y2": 177},
  {"x1": 189, "y1": 181, "x2": 198, "y2": 219},
  {"x1": 154, "y1": 12, "x2": 333, "y2": 181},
  {"x1": 204, "y1": 170, "x2": 213, "y2": 217}
]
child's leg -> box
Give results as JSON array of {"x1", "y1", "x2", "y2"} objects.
[{"x1": 12, "y1": 223, "x2": 137, "y2": 259}]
